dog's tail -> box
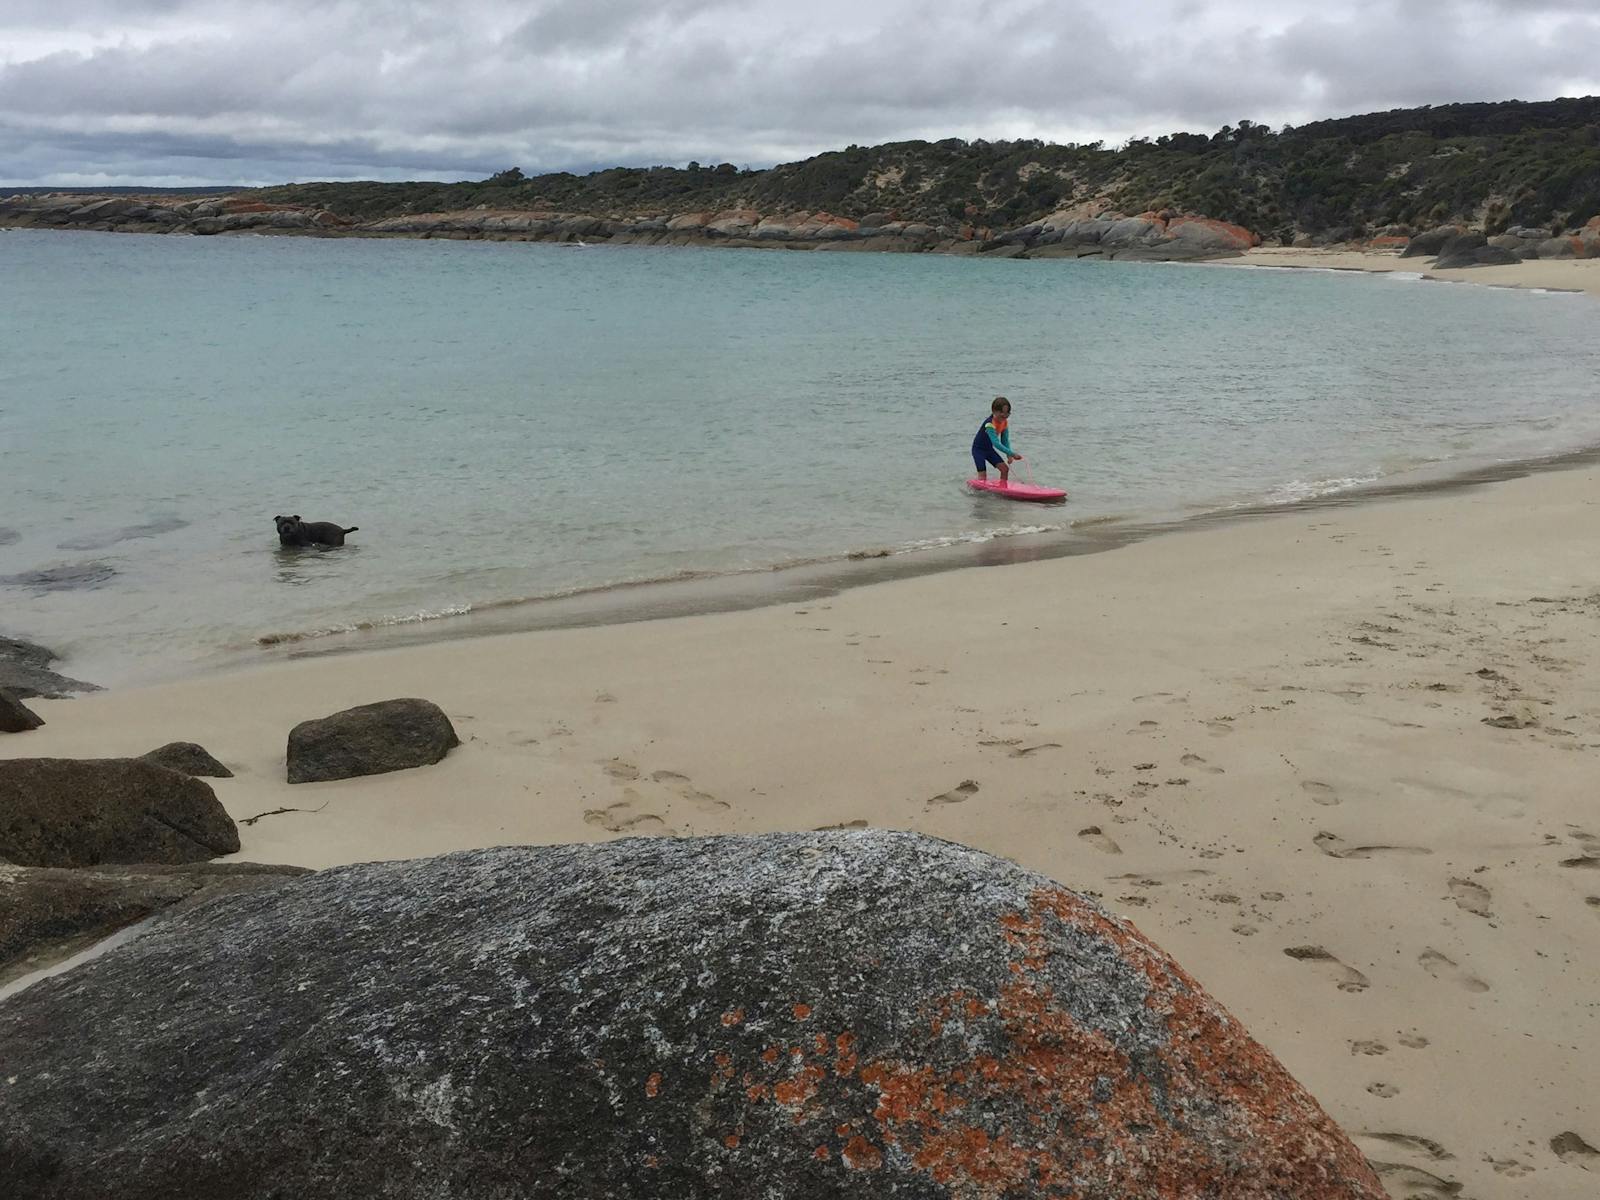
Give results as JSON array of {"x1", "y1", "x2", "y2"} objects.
[{"x1": 343, "y1": 526, "x2": 359, "y2": 534}]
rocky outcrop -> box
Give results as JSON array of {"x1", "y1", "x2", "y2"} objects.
[
  {"x1": 0, "y1": 831, "x2": 1383, "y2": 1200},
  {"x1": 3, "y1": 192, "x2": 1261, "y2": 261},
  {"x1": 0, "y1": 690, "x2": 43, "y2": 733},
  {"x1": 1006, "y1": 209, "x2": 1259, "y2": 260},
  {"x1": 0, "y1": 636, "x2": 98, "y2": 700},
  {"x1": 0, "y1": 859, "x2": 311, "y2": 987},
  {"x1": 0, "y1": 758, "x2": 239, "y2": 867},
  {"x1": 138, "y1": 742, "x2": 233, "y2": 778},
  {"x1": 286, "y1": 697, "x2": 459, "y2": 783}
]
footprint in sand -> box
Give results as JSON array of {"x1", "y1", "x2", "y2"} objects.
[
  {"x1": 1108, "y1": 869, "x2": 1213, "y2": 888},
  {"x1": 583, "y1": 797, "x2": 668, "y2": 834},
  {"x1": 1009, "y1": 743, "x2": 1062, "y2": 758},
  {"x1": 1204, "y1": 718, "x2": 1235, "y2": 736},
  {"x1": 1350, "y1": 1040, "x2": 1388, "y2": 1056},
  {"x1": 1365, "y1": 1082, "x2": 1399, "y2": 1098},
  {"x1": 1586, "y1": 896, "x2": 1600, "y2": 916},
  {"x1": 1397, "y1": 1030, "x2": 1430, "y2": 1049},
  {"x1": 1076, "y1": 826, "x2": 1122, "y2": 854},
  {"x1": 1283, "y1": 945, "x2": 1370, "y2": 993},
  {"x1": 1551, "y1": 1131, "x2": 1599, "y2": 1169},
  {"x1": 1366, "y1": 1163, "x2": 1462, "y2": 1199},
  {"x1": 1447, "y1": 877, "x2": 1492, "y2": 918},
  {"x1": 1360, "y1": 1133, "x2": 1451, "y2": 1161},
  {"x1": 1418, "y1": 949, "x2": 1490, "y2": 993},
  {"x1": 650, "y1": 770, "x2": 731, "y2": 813},
  {"x1": 815, "y1": 818, "x2": 868, "y2": 831},
  {"x1": 928, "y1": 780, "x2": 980, "y2": 806},
  {"x1": 1314, "y1": 831, "x2": 1432, "y2": 859},
  {"x1": 602, "y1": 759, "x2": 641, "y2": 782},
  {"x1": 1301, "y1": 780, "x2": 1340, "y2": 806},
  {"x1": 1489, "y1": 1157, "x2": 1532, "y2": 1177},
  {"x1": 1179, "y1": 753, "x2": 1225, "y2": 774}
]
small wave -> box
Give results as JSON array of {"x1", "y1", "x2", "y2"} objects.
[
  {"x1": 1069, "y1": 514, "x2": 1128, "y2": 529},
  {"x1": 1380, "y1": 271, "x2": 1425, "y2": 282},
  {"x1": 254, "y1": 523, "x2": 1077, "y2": 648},
  {"x1": 0, "y1": 527, "x2": 19, "y2": 546},
  {"x1": 257, "y1": 603, "x2": 475, "y2": 645},
  {"x1": 1257, "y1": 474, "x2": 1382, "y2": 505}
]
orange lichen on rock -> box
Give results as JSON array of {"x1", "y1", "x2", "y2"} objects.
[
  {"x1": 720, "y1": 1008, "x2": 744, "y2": 1027},
  {"x1": 834, "y1": 887, "x2": 1386, "y2": 1200},
  {"x1": 773, "y1": 1064, "x2": 826, "y2": 1112},
  {"x1": 841, "y1": 1135, "x2": 884, "y2": 1171},
  {"x1": 792, "y1": 1002, "x2": 812, "y2": 1020},
  {"x1": 645, "y1": 1072, "x2": 662, "y2": 1098}
]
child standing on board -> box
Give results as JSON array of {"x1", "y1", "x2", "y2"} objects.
[{"x1": 971, "y1": 396, "x2": 1021, "y2": 482}]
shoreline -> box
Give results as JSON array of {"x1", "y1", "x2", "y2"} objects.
[
  {"x1": 214, "y1": 438, "x2": 1600, "y2": 681},
  {"x1": 9, "y1": 455, "x2": 1598, "y2": 1200},
  {"x1": 1224, "y1": 244, "x2": 1600, "y2": 297}
]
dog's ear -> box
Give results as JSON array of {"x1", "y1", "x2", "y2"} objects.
[{"x1": 293, "y1": 515, "x2": 301, "y2": 522}]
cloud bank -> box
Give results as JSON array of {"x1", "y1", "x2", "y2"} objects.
[{"x1": 3, "y1": 0, "x2": 1597, "y2": 186}]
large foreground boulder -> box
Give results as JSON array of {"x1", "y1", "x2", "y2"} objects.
[
  {"x1": 286, "y1": 697, "x2": 459, "y2": 783},
  {"x1": 1, "y1": 859, "x2": 311, "y2": 987},
  {"x1": 0, "y1": 758, "x2": 239, "y2": 867},
  {"x1": 0, "y1": 831, "x2": 1384, "y2": 1199}
]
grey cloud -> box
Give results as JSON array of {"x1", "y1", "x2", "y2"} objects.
[{"x1": 2, "y1": 0, "x2": 1597, "y2": 187}]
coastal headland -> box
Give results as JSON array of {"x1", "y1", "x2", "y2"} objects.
[{"x1": 7, "y1": 455, "x2": 1599, "y2": 1199}]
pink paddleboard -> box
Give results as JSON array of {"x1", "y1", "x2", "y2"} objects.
[{"x1": 966, "y1": 477, "x2": 1068, "y2": 503}]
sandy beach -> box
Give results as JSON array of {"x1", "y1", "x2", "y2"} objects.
[
  {"x1": 1235, "y1": 244, "x2": 1600, "y2": 297},
  {"x1": 9, "y1": 449, "x2": 1599, "y2": 1197}
]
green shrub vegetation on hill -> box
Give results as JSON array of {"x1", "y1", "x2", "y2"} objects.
[{"x1": 254, "y1": 97, "x2": 1600, "y2": 239}]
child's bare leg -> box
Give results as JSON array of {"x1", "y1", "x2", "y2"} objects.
[{"x1": 999, "y1": 462, "x2": 1010, "y2": 482}]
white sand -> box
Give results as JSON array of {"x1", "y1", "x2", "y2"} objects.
[
  {"x1": 1236, "y1": 245, "x2": 1600, "y2": 297},
  {"x1": 11, "y1": 462, "x2": 1600, "y2": 1198}
]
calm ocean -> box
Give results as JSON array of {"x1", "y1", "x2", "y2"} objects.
[{"x1": 3, "y1": 229, "x2": 1598, "y2": 686}]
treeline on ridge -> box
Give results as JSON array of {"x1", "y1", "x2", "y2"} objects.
[{"x1": 254, "y1": 96, "x2": 1600, "y2": 240}]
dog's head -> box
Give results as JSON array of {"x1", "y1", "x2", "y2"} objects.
[{"x1": 274, "y1": 514, "x2": 303, "y2": 539}]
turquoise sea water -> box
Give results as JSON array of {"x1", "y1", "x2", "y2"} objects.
[{"x1": 3, "y1": 229, "x2": 1598, "y2": 686}]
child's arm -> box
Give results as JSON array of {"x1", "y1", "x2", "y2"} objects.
[{"x1": 986, "y1": 423, "x2": 1018, "y2": 460}]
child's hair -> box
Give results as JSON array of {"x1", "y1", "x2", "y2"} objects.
[{"x1": 991, "y1": 396, "x2": 1011, "y2": 413}]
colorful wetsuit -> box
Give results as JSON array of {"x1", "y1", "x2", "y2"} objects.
[{"x1": 971, "y1": 413, "x2": 1014, "y2": 473}]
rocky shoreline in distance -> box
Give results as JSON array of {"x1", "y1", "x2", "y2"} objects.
[{"x1": 2, "y1": 193, "x2": 1269, "y2": 261}]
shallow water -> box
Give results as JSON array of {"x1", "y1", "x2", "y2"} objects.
[{"x1": 3, "y1": 230, "x2": 1598, "y2": 685}]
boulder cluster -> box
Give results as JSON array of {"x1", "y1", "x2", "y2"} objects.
[{"x1": 0, "y1": 692, "x2": 460, "y2": 987}]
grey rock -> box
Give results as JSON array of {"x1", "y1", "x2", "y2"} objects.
[
  {"x1": 1471, "y1": 244, "x2": 1521, "y2": 266},
  {"x1": 0, "y1": 831, "x2": 1384, "y2": 1200},
  {"x1": 1434, "y1": 231, "x2": 1490, "y2": 268},
  {"x1": 0, "y1": 636, "x2": 98, "y2": 700},
  {"x1": 139, "y1": 742, "x2": 233, "y2": 778},
  {"x1": 1400, "y1": 225, "x2": 1460, "y2": 258},
  {"x1": 0, "y1": 690, "x2": 43, "y2": 734},
  {"x1": 0, "y1": 860, "x2": 311, "y2": 987},
  {"x1": 0, "y1": 758, "x2": 239, "y2": 867},
  {"x1": 1536, "y1": 236, "x2": 1577, "y2": 259},
  {"x1": 286, "y1": 697, "x2": 459, "y2": 784}
]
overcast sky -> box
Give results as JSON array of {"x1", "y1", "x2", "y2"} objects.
[{"x1": 2, "y1": 0, "x2": 1598, "y2": 187}]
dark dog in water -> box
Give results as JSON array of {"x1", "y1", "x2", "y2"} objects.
[{"x1": 274, "y1": 515, "x2": 359, "y2": 548}]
